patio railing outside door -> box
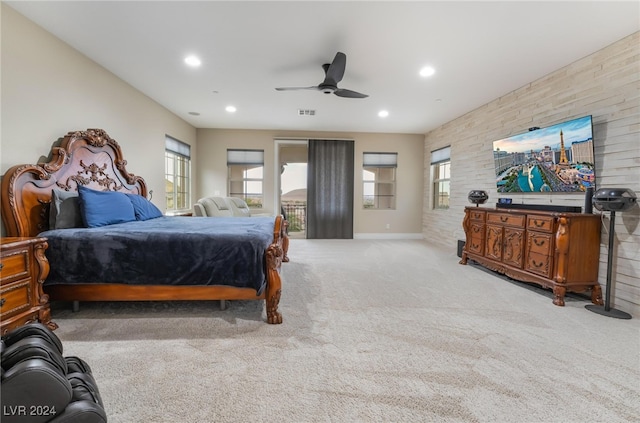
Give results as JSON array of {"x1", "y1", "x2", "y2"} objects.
[{"x1": 281, "y1": 202, "x2": 306, "y2": 235}]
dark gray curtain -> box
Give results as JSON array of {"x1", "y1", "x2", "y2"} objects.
[{"x1": 307, "y1": 139, "x2": 354, "y2": 239}]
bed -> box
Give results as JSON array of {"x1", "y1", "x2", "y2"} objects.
[{"x1": 1, "y1": 128, "x2": 288, "y2": 324}]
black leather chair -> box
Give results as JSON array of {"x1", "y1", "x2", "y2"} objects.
[{"x1": 1, "y1": 323, "x2": 107, "y2": 423}]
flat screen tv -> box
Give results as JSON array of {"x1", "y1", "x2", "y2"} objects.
[{"x1": 493, "y1": 115, "x2": 595, "y2": 193}]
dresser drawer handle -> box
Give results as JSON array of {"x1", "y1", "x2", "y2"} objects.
[
  {"x1": 534, "y1": 239, "x2": 546, "y2": 247},
  {"x1": 500, "y1": 216, "x2": 508, "y2": 222},
  {"x1": 533, "y1": 220, "x2": 546, "y2": 228},
  {"x1": 532, "y1": 260, "x2": 544, "y2": 268},
  {"x1": 0, "y1": 298, "x2": 5, "y2": 308}
]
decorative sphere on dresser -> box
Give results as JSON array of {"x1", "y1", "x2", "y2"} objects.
[{"x1": 467, "y1": 190, "x2": 489, "y2": 207}]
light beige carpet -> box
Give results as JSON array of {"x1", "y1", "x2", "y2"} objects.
[{"x1": 51, "y1": 239, "x2": 640, "y2": 423}]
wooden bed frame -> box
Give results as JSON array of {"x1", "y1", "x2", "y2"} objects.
[{"x1": 1, "y1": 129, "x2": 287, "y2": 324}]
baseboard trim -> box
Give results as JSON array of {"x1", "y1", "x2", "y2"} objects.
[{"x1": 354, "y1": 233, "x2": 424, "y2": 240}]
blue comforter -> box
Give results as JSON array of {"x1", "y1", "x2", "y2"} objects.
[{"x1": 39, "y1": 216, "x2": 276, "y2": 295}]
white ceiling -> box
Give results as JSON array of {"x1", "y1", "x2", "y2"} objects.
[{"x1": 6, "y1": 1, "x2": 639, "y2": 135}]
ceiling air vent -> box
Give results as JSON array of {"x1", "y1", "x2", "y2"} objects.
[{"x1": 298, "y1": 109, "x2": 316, "y2": 116}]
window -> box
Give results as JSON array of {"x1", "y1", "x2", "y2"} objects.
[
  {"x1": 165, "y1": 136, "x2": 191, "y2": 212},
  {"x1": 363, "y1": 152, "x2": 397, "y2": 209},
  {"x1": 431, "y1": 146, "x2": 451, "y2": 209},
  {"x1": 227, "y1": 149, "x2": 264, "y2": 208}
]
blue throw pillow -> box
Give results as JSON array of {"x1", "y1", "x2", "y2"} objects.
[
  {"x1": 78, "y1": 185, "x2": 136, "y2": 228},
  {"x1": 126, "y1": 194, "x2": 163, "y2": 221}
]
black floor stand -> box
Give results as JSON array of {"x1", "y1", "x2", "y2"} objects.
[{"x1": 585, "y1": 210, "x2": 632, "y2": 319}]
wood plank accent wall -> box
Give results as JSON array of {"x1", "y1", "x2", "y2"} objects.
[{"x1": 423, "y1": 32, "x2": 640, "y2": 316}]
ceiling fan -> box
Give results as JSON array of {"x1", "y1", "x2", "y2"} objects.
[{"x1": 275, "y1": 52, "x2": 369, "y2": 99}]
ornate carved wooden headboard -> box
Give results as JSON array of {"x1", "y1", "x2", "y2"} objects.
[{"x1": 1, "y1": 129, "x2": 148, "y2": 237}]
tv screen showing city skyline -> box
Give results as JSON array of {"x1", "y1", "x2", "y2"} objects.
[{"x1": 493, "y1": 115, "x2": 594, "y2": 193}]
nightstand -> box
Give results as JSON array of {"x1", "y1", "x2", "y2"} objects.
[{"x1": 1, "y1": 237, "x2": 57, "y2": 334}]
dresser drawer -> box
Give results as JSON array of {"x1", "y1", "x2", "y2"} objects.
[
  {"x1": 527, "y1": 232, "x2": 554, "y2": 255},
  {"x1": 527, "y1": 215, "x2": 555, "y2": 233},
  {"x1": 0, "y1": 279, "x2": 32, "y2": 317},
  {"x1": 487, "y1": 212, "x2": 525, "y2": 228},
  {"x1": 470, "y1": 223, "x2": 485, "y2": 237},
  {"x1": 0, "y1": 248, "x2": 31, "y2": 283},
  {"x1": 525, "y1": 252, "x2": 553, "y2": 278},
  {"x1": 467, "y1": 223, "x2": 485, "y2": 255},
  {"x1": 469, "y1": 210, "x2": 486, "y2": 222}
]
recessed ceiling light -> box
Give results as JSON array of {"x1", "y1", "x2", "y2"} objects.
[
  {"x1": 419, "y1": 66, "x2": 436, "y2": 77},
  {"x1": 184, "y1": 55, "x2": 201, "y2": 67},
  {"x1": 188, "y1": 112, "x2": 200, "y2": 116},
  {"x1": 226, "y1": 105, "x2": 237, "y2": 113},
  {"x1": 378, "y1": 110, "x2": 389, "y2": 118}
]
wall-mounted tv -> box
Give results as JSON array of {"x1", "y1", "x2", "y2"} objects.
[{"x1": 493, "y1": 115, "x2": 594, "y2": 193}]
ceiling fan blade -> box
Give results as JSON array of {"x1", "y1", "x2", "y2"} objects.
[
  {"x1": 275, "y1": 86, "x2": 319, "y2": 91},
  {"x1": 323, "y1": 52, "x2": 346, "y2": 85},
  {"x1": 334, "y1": 88, "x2": 368, "y2": 99},
  {"x1": 276, "y1": 52, "x2": 366, "y2": 99}
]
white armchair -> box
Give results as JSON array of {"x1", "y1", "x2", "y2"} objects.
[
  {"x1": 226, "y1": 197, "x2": 273, "y2": 217},
  {"x1": 193, "y1": 197, "x2": 233, "y2": 217},
  {"x1": 226, "y1": 197, "x2": 252, "y2": 217}
]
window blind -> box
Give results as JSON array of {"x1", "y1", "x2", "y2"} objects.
[
  {"x1": 430, "y1": 146, "x2": 450, "y2": 165},
  {"x1": 363, "y1": 152, "x2": 398, "y2": 167},
  {"x1": 227, "y1": 149, "x2": 264, "y2": 165},
  {"x1": 165, "y1": 136, "x2": 191, "y2": 158}
]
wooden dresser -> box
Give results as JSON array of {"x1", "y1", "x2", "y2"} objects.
[
  {"x1": 459, "y1": 207, "x2": 603, "y2": 306},
  {"x1": 1, "y1": 237, "x2": 57, "y2": 334}
]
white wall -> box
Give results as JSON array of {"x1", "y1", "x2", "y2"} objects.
[
  {"x1": 196, "y1": 128, "x2": 424, "y2": 236},
  {"x1": 423, "y1": 32, "x2": 640, "y2": 316},
  {"x1": 0, "y1": 4, "x2": 196, "y2": 234}
]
